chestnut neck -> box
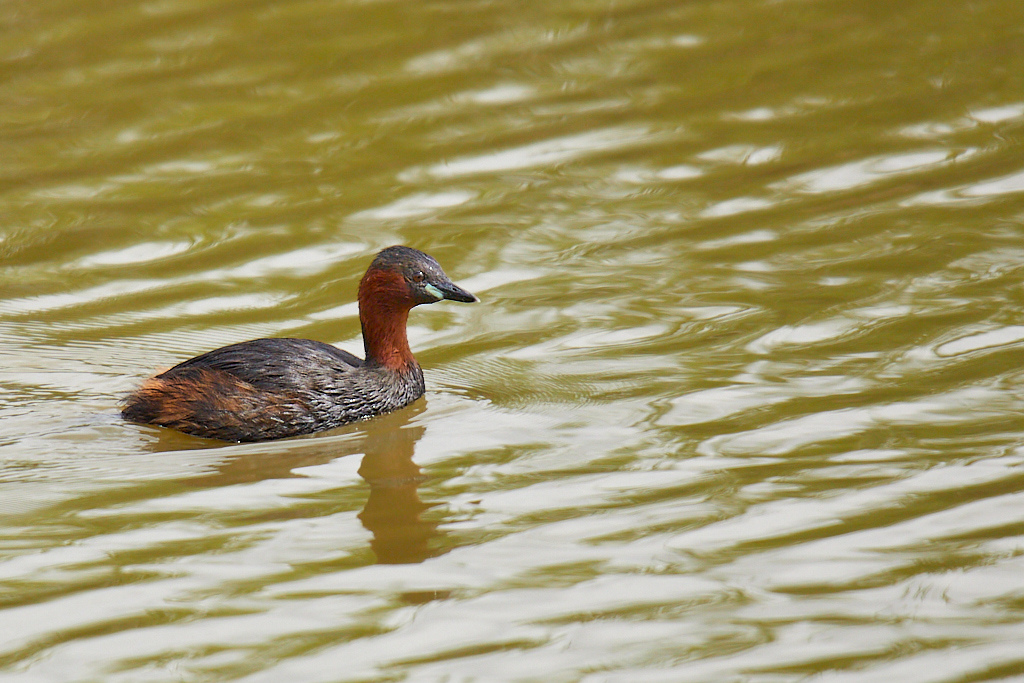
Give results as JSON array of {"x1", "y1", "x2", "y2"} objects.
[{"x1": 358, "y1": 268, "x2": 418, "y2": 371}]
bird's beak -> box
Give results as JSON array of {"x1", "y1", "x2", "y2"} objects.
[{"x1": 425, "y1": 279, "x2": 477, "y2": 303}]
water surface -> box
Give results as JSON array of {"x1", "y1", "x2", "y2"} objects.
[{"x1": 3, "y1": 0, "x2": 1024, "y2": 680}]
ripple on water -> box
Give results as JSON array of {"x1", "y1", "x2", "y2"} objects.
[
  {"x1": 348, "y1": 190, "x2": 478, "y2": 221},
  {"x1": 408, "y1": 126, "x2": 659, "y2": 179},
  {"x1": 774, "y1": 149, "x2": 970, "y2": 195},
  {"x1": 904, "y1": 166, "x2": 1024, "y2": 206}
]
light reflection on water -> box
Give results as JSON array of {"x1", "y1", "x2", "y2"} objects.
[{"x1": 3, "y1": 0, "x2": 1024, "y2": 680}]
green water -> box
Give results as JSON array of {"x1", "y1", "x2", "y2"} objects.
[{"x1": 3, "y1": 0, "x2": 1024, "y2": 680}]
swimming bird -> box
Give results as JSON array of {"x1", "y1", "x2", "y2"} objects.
[{"x1": 122, "y1": 245, "x2": 476, "y2": 442}]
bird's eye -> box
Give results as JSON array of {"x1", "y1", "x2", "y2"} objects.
[{"x1": 411, "y1": 271, "x2": 425, "y2": 283}]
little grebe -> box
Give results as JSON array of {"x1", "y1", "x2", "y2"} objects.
[{"x1": 122, "y1": 245, "x2": 477, "y2": 442}]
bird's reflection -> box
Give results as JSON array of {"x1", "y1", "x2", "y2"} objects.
[
  {"x1": 152, "y1": 401, "x2": 443, "y2": 564},
  {"x1": 357, "y1": 417, "x2": 441, "y2": 564}
]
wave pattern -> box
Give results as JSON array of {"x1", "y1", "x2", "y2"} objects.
[{"x1": 2, "y1": 0, "x2": 1024, "y2": 680}]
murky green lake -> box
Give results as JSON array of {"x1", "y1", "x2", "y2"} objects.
[{"x1": 3, "y1": 0, "x2": 1024, "y2": 680}]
